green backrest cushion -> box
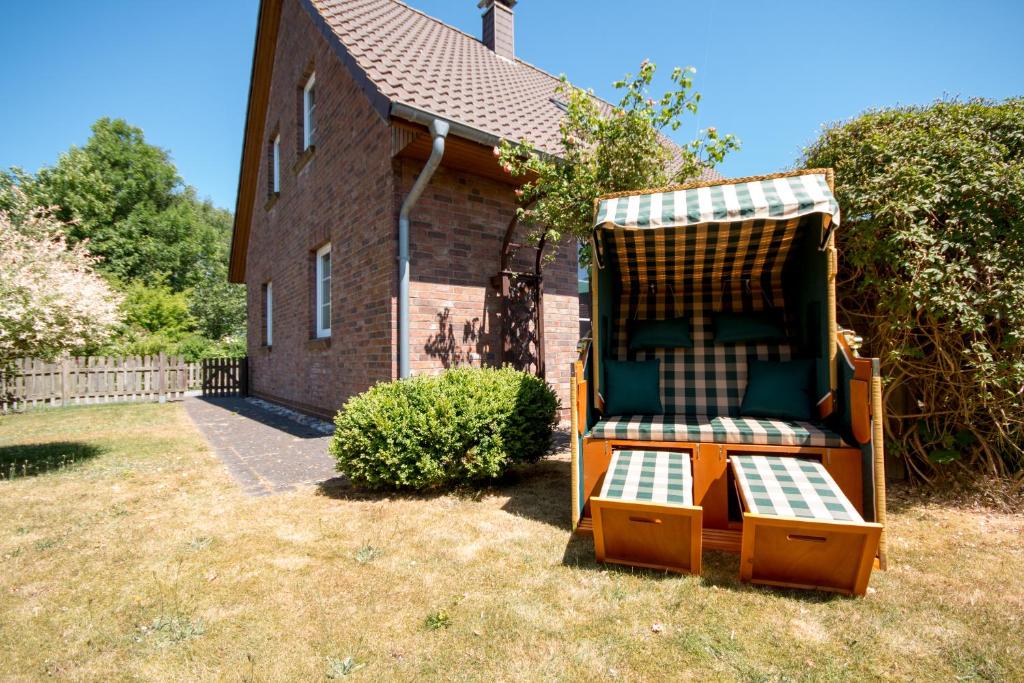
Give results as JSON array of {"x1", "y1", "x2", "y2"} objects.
[
  {"x1": 740, "y1": 359, "x2": 815, "y2": 421},
  {"x1": 603, "y1": 359, "x2": 663, "y2": 416},
  {"x1": 629, "y1": 317, "x2": 693, "y2": 351},
  {"x1": 713, "y1": 311, "x2": 788, "y2": 344}
]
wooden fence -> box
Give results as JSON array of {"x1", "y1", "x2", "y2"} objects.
[{"x1": 1, "y1": 354, "x2": 204, "y2": 412}]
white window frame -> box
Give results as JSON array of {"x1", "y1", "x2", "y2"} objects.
[
  {"x1": 302, "y1": 73, "x2": 316, "y2": 150},
  {"x1": 315, "y1": 242, "x2": 331, "y2": 338},
  {"x1": 265, "y1": 281, "x2": 273, "y2": 347},
  {"x1": 271, "y1": 135, "x2": 280, "y2": 193}
]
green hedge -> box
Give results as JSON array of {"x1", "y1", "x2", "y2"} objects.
[
  {"x1": 329, "y1": 367, "x2": 559, "y2": 490},
  {"x1": 802, "y1": 97, "x2": 1024, "y2": 478}
]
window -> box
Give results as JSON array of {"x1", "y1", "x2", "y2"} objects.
[
  {"x1": 264, "y1": 281, "x2": 273, "y2": 346},
  {"x1": 315, "y1": 243, "x2": 331, "y2": 337},
  {"x1": 272, "y1": 135, "x2": 281, "y2": 193},
  {"x1": 302, "y1": 73, "x2": 316, "y2": 150}
]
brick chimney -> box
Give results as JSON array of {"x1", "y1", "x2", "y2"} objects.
[{"x1": 478, "y1": 0, "x2": 516, "y2": 60}]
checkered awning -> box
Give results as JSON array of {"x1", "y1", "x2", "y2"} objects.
[
  {"x1": 731, "y1": 455, "x2": 862, "y2": 523},
  {"x1": 594, "y1": 172, "x2": 839, "y2": 231},
  {"x1": 599, "y1": 450, "x2": 693, "y2": 506}
]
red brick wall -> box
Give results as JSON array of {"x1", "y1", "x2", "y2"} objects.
[
  {"x1": 245, "y1": 0, "x2": 580, "y2": 419},
  {"x1": 396, "y1": 160, "x2": 579, "y2": 419},
  {"x1": 245, "y1": 0, "x2": 395, "y2": 417}
]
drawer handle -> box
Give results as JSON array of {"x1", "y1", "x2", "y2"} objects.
[
  {"x1": 788, "y1": 534, "x2": 827, "y2": 543},
  {"x1": 629, "y1": 516, "x2": 662, "y2": 525}
]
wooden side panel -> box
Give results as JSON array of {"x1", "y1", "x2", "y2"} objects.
[
  {"x1": 570, "y1": 372, "x2": 580, "y2": 530},
  {"x1": 872, "y1": 370, "x2": 889, "y2": 570},
  {"x1": 592, "y1": 498, "x2": 703, "y2": 575},
  {"x1": 850, "y1": 379, "x2": 870, "y2": 443},
  {"x1": 739, "y1": 514, "x2": 882, "y2": 596},
  {"x1": 694, "y1": 443, "x2": 729, "y2": 529},
  {"x1": 823, "y1": 448, "x2": 865, "y2": 516},
  {"x1": 581, "y1": 439, "x2": 611, "y2": 519},
  {"x1": 575, "y1": 360, "x2": 587, "y2": 437}
]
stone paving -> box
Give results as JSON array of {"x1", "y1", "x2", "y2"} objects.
[{"x1": 183, "y1": 396, "x2": 337, "y2": 496}]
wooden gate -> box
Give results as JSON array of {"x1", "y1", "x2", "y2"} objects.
[{"x1": 201, "y1": 357, "x2": 248, "y2": 397}]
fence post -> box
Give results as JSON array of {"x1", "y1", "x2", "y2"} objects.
[
  {"x1": 60, "y1": 356, "x2": 71, "y2": 408},
  {"x1": 240, "y1": 357, "x2": 249, "y2": 397},
  {"x1": 157, "y1": 352, "x2": 167, "y2": 404}
]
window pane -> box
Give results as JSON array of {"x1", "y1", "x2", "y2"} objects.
[
  {"x1": 318, "y1": 249, "x2": 331, "y2": 333},
  {"x1": 266, "y1": 282, "x2": 273, "y2": 345},
  {"x1": 304, "y1": 79, "x2": 316, "y2": 149},
  {"x1": 272, "y1": 138, "x2": 280, "y2": 192}
]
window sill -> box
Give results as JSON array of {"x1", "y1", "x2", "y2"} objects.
[
  {"x1": 264, "y1": 192, "x2": 280, "y2": 211},
  {"x1": 307, "y1": 336, "x2": 331, "y2": 350},
  {"x1": 262, "y1": 344, "x2": 273, "y2": 352},
  {"x1": 293, "y1": 145, "x2": 316, "y2": 174}
]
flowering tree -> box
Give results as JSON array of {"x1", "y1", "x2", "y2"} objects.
[
  {"x1": 0, "y1": 189, "x2": 122, "y2": 375},
  {"x1": 497, "y1": 60, "x2": 738, "y2": 264}
]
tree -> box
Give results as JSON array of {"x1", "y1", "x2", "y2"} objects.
[
  {"x1": 10, "y1": 117, "x2": 247, "y2": 355},
  {"x1": 0, "y1": 188, "x2": 122, "y2": 374},
  {"x1": 497, "y1": 61, "x2": 738, "y2": 264},
  {"x1": 802, "y1": 98, "x2": 1024, "y2": 480},
  {"x1": 24, "y1": 118, "x2": 223, "y2": 291}
]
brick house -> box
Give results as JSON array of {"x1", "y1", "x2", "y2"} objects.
[{"x1": 228, "y1": 0, "x2": 705, "y2": 419}]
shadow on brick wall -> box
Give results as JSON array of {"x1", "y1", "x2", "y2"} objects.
[{"x1": 423, "y1": 306, "x2": 500, "y2": 369}]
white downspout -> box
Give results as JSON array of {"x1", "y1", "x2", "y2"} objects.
[{"x1": 398, "y1": 118, "x2": 449, "y2": 379}]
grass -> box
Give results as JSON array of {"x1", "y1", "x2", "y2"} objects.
[{"x1": 1, "y1": 403, "x2": 1022, "y2": 681}]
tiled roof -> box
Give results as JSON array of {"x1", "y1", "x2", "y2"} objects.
[{"x1": 309, "y1": 0, "x2": 721, "y2": 181}]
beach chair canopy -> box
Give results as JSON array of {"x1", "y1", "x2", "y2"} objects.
[
  {"x1": 593, "y1": 171, "x2": 840, "y2": 232},
  {"x1": 588, "y1": 170, "x2": 841, "y2": 417}
]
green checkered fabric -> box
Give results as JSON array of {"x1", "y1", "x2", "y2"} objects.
[
  {"x1": 594, "y1": 172, "x2": 840, "y2": 231},
  {"x1": 599, "y1": 450, "x2": 693, "y2": 506},
  {"x1": 731, "y1": 455, "x2": 862, "y2": 522},
  {"x1": 590, "y1": 415, "x2": 847, "y2": 448},
  {"x1": 606, "y1": 216, "x2": 816, "y2": 417}
]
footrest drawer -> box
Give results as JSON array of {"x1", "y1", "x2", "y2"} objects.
[
  {"x1": 740, "y1": 514, "x2": 881, "y2": 595},
  {"x1": 592, "y1": 498, "x2": 703, "y2": 574}
]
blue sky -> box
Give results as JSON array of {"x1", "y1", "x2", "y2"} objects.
[{"x1": 2, "y1": 0, "x2": 1021, "y2": 211}]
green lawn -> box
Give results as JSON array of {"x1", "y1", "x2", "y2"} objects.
[{"x1": 1, "y1": 403, "x2": 1022, "y2": 681}]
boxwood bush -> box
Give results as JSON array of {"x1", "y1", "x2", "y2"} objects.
[{"x1": 329, "y1": 367, "x2": 559, "y2": 490}]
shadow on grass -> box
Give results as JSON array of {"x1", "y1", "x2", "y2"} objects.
[
  {"x1": 316, "y1": 429, "x2": 575, "y2": 519},
  {"x1": 314, "y1": 456, "x2": 569, "y2": 512},
  {"x1": 561, "y1": 537, "x2": 845, "y2": 601},
  {"x1": 0, "y1": 441, "x2": 105, "y2": 480}
]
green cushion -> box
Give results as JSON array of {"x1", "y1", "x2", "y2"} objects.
[
  {"x1": 740, "y1": 359, "x2": 814, "y2": 421},
  {"x1": 713, "y1": 312, "x2": 787, "y2": 344},
  {"x1": 603, "y1": 360, "x2": 663, "y2": 416},
  {"x1": 629, "y1": 317, "x2": 693, "y2": 351}
]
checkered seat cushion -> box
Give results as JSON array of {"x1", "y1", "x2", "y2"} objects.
[
  {"x1": 730, "y1": 454, "x2": 862, "y2": 522},
  {"x1": 599, "y1": 450, "x2": 693, "y2": 506},
  {"x1": 589, "y1": 415, "x2": 848, "y2": 448}
]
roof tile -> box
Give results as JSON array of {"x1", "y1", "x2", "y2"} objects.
[{"x1": 310, "y1": 0, "x2": 720, "y2": 181}]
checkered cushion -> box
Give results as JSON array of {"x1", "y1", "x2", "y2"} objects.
[
  {"x1": 731, "y1": 455, "x2": 862, "y2": 522},
  {"x1": 605, "y1": 215, "x2": 816, "y2": 417},
  {"x1": 590, "y1": 415, "x2": 848, "y2": 448},
  {"x1": 599, "y1": 450, "x2": 693, "y2": 506}
]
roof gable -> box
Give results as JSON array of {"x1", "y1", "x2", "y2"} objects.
[{"x1": 230, "y1": 0, "x2": 720, "y2": 281}]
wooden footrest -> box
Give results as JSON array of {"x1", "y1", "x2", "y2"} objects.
[
  {"x1": 731, "y1": 454, "x2": 881, "y2": 595},
  {"x1": 591, "y1": 450, "x2": 702, "y2": 574}
]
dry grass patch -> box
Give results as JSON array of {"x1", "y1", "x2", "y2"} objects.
[{"x1": 1, "y1": 402, "x2": 1022, "y2": 681}]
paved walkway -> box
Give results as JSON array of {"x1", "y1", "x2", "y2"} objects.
[{"x1": 183, "y1": 396, "x2": 337, "y2": 496}]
